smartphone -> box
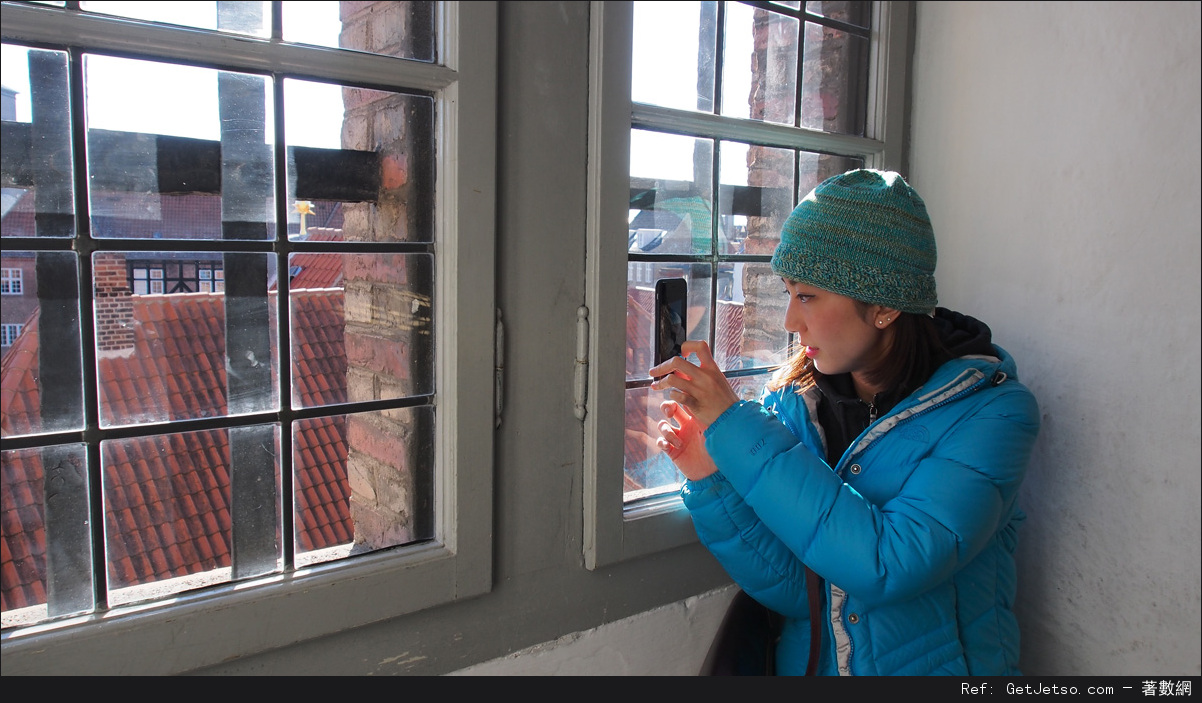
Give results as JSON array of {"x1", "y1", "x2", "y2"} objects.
[{"x1": 654, "y1": 277, "x2": 688, "y2": 368}]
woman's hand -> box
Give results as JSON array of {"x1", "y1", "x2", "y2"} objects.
[
  {"x1": 656, "y1": 400, "x2": 718, "y2": 481},
  {"x1": 649, "y1": 341, "x2": 739, "y2": 428}
]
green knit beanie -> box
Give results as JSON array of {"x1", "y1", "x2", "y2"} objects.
[{"x1": 771, "y1": 169, "x2": 938, "y2": 314}]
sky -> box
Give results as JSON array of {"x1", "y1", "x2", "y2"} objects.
[
  {"x1": 1, "y1": 1, "x2": 343, "y2": 148},
  {"x1": 631, "y1": 1, "x2": 755, "y2": 187}
]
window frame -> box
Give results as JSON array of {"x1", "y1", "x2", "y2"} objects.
[
  {"x1": 583, "y1": 0, "x2": 914, "y2": 569},
  {"x1": 1, "y1": 322, "x2": 23, "y2": 346},
  {"x1": 0, "y1": 0, "x2": 496, "y2": 674},
  {"x1": 0, "y1": 267, "x2": 22, "y2": 294}
]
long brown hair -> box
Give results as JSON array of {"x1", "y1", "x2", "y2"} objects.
[{"x1": 766, "y1": 310, "x2": 949, "y2": 397}]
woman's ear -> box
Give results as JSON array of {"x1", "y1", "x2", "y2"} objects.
[{"x1": 871, "y1": 306, "x2": 902, "y2": 330}]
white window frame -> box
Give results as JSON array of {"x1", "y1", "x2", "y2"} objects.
[
  {"x1": 583, "y1": 1, "x2": 914, "y2": 568},
  {"x1": 1, "y1": 322, "x2": 23, "y2": 346},
  {"x1": 0, "y1": 1, "x2": 496, "y2": 674},
  {"x1": 1, "y1": 267, "x2": 22, "y2": 294}
]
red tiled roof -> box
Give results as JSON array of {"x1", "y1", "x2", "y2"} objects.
[{"x1": 1, "y1": 288, "x2": 352, "y2": 613}]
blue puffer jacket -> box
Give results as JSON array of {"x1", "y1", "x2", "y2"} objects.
[{"x1": 683, "y1": 344, "x2": 1039, "y2": 676}]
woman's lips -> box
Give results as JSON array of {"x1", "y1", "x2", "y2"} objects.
[{"x1": 804, "y1": 346, "x2": 818, "y2": 358}]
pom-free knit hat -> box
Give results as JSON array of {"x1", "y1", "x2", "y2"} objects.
[{"x1": 771, "y1": 169, "x2": 938, "y2": 314}]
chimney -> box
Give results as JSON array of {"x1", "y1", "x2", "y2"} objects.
[{"x1": 93, "y1": 252, "x2": 135, "y2": 356}]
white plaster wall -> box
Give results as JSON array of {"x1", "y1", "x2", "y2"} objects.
[
  {"x1": 450, "y1": 585, "x2": 738, "y2": 675},
  {"x1": 909, "y1": 1, "x2": 1201, "y2": 676}
]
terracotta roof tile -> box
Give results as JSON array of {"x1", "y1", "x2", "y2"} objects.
[{"x1": 3, "y1": 287, "x2": 354, "y2": 613}]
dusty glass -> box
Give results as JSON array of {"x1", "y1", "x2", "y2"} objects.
[
  {"x1": 102, "y1": 423, "x2": 282, "y2": 606},
  {"x1": 0, "y1": 251, "x2": 84, "y2": 438},
  {"x1": 79, "y1": 1, "x2": 272, "y2": 37},
  {"x1": 293, "y1": 405, "x2": 434, "y2": 567},
  {"x1": 282, "y1": 1, "x2": 436, "y2": 63},
  {"x1": 631, "y1": 1, "x2": 718, "y2": 113},
  {"x1": 0, "y1": 443, "x2": 93, "y2": 628},
  {"x1": 288, "y1": 252, "x2": 433, "y2": 408},
  {"x1": 0, "y1": 44, "x2": 74, "y2": 240},
  {"x1": 84, "y1": 55, "x2": 275, "y2": 241},
  {"x1": 800, "y1": 21, "x2": 869, "y2": 135},
  {"x1": 721, "y1": 3, "x2": 799, "y2": 126},
  {"x1": 284, "y1": 79, "x2": 435, "y2": 243},
  {"x1": 629, "y1": 130, "x2": 715, "y2": 257},
  {"x1": 92, "y1": 250, "x2": 278, "y2": 427}
]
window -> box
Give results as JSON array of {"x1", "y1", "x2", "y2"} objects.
[
  {"x1": 1, "y1": 268, "x2": 22, "y2": 294},
  {"x1": 1, "y1": 323, "x2": 23, "y2": 347},
  {"x1": 1, "y1": 1, "x2": 496, "y2": 673},
  {"x1": 584, "y1": 1, "x2": 913, "y2": 568}
]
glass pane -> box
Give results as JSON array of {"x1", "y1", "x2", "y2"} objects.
[
  {"x1": 798, "y1": 151, "x2": 864, "y2": 199},
  {"x1": 93, "y1": 251, "x2": 278, "y2": 428},
  {"x1": 293, "y1": 406, "x2": 434, "y2": 566},
  {"x1": 723, "y1": 261, "x2": 793, "y2": 371},
  {"x1": 289, "y1": 253, "x2": 433, "y2": 409},
  {"x1": 801, "y1": 21, "x2": 869, "y2": 135},
  {"x1": 631, "y1": 1, "x2": 718, "y2": 112},
  {"x1": 1, "y1": 44, "x2": 75, "y2": 239},
  {"x1": 102, "y1": 423, "x2": 282, "y2": 606},
  {"x1": 806, "y1": 1, "x2": 872, "y2": 29},
  {"x1": 730, "y1": 369, "x2": 776, "y2": 406},
  {"x1": 718, "y1": 141, "x2": 794, "y2": 256},
  {"x1": 282, "y1": 1, "x2": 437, "y2": 63},
  {"x1": 629, "y1": 130, "x2": 714, "y2": 256},
  {"x1": 624, "y1": 370, "x2": 777, "y2": 502},
  {"x1": 622, "y1": 384, "x2": 683, "y2": 501},
  {"x1": 2, "y1": 443, "x2": 93, "y2": 628},
  {"x1": 80, "y1": 1, "x2": 272, "y2": 38},
  {"x1": 285, "y1": 79, "x2": 434, "y2": 243},
  {"x1": 722, "y1": 4, "x2": 799, "y2": 125},
  {"x1": 1, "y1": 251, "x2": 84, "y2": 438},
  {"x1": 626, "y1": 261, "x2": 711, "y2": 381},
  {"x1": 85, "y1": 55, "x2": 275, "y2": 240}
]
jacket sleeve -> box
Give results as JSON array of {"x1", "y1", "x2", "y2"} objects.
[
  {"x1": 681, "y1": 472, "x2": 812, "y2": 618},
  {"x1": 702, "y1": 385, "x2": 1039, "y2": 609}
]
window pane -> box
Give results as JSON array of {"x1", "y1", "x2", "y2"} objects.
[
  {"x1": 624, "y1": 370, "x2": 779, "y2": 503},
  {"x1": 622, "y1": 383, "x2": 683, "y2": 501},
  {"x1": 631, "y1": 1, "x2": 717, "y2": 113},
  {"x1": 0, "y1": 44, "x2": 74, "y2": 239},
  {"x1": 801, "y1": 20, "x2": 869, "y2": 135},
  {"x1": 798, "y1": 151, "x2": 864, "y2": 199},
  {"x1": 102, "y1": 423, "x2": 282, "y2": 606},
  {"x1": 93, "y1": 251, "x2": 278, "y2": 428},
  {"x1": 289, "y1": 252, "x2": 433, "y2": 409},
  {"x1": 1, "y1": 251, "x2": 84, "y2": 438},
  {"x1": 805, "y1": 1, "x2": 872, "y2": 29},
  {"x1": 282, "y1": 1, "x2": 437, "y2": 63},
  {"x1": 1, "y1": 443, "x2": 93, "y2": 628},
  {"x1": 722, "y1": 4, "x2": 799, "y2": 126},
  {"x1": 285, "y1": 79, "x2": 434, "y2": 243},
  {"x1": 626, "y1": 261, "x2": 710, "y2": 381},
  {"x1": 79, "y1": 1, "x2": 271, "y2": 38},
  {"x1": 293, "y1": 406, "x2": 434, "y2": 566},
  {"x1": 718, "y1": 141, "x2": 794, "y2": 257},
  {"x1": 629, "y1": 130, "x2": 714, "y2": 256},
  {"x1": 85, "y1": 56, "x2": 274, "y2": 241}
]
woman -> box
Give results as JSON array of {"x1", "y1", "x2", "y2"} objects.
[{"x1": 651, "y1": 169, "x2": 1040, "y2": 676}]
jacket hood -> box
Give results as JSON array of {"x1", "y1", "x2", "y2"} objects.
[{"x1": 932, "y1": 307, "x2": 996, "y2": 360}]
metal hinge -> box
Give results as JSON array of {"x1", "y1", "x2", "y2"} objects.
[
  {"x1": 574, "y1": 306, "x2": 589, "y2": 420},
  {"x1": 495, "y1": 308, "x2": 504, "y2": 428}
]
